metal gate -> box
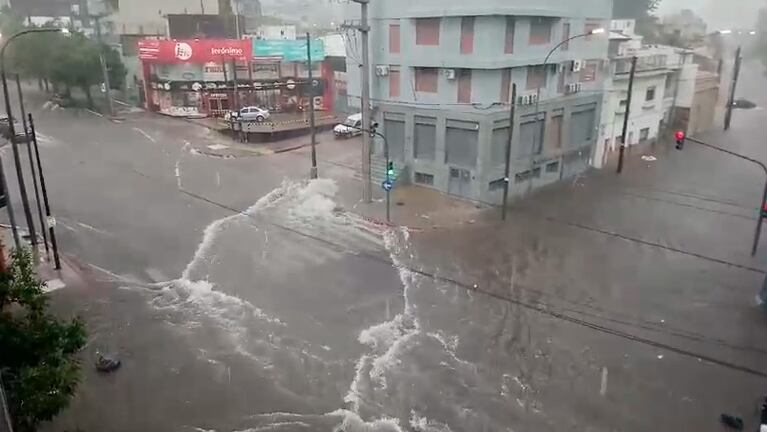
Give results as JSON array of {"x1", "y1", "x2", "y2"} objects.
[{"x1": 448, "y1": 167, "x2": 472, "y2": 198}]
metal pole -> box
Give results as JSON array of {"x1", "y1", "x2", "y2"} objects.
[
  {"x1": 617, "y1": 56, "x2": 638, "y2": 174},
  {"x1": 0, "y1": 155, "x2": 20, "y2": 249},
  {"x1": 753, "y1": 179, "x2": 767, "y2": 256},
  {"x1": 359, "y1": 0, "x2": 372, "y2": 203},
  {"x1": 94, "y1": 16, "x2": 114, "y2": 117},
  {"x1": 1, "y1": 58, "x2": 38, "y2": 252},
  {"x1": 724, "y1": 45, "x2": 742, "y2": 131},
  {"x1": 16, "y1": 75, "x2": 48, "y2": 257},
  {"x1": 231, "y1": 59, "x2": 239, "y2": 111},
  {"x1": 27, "y1": 115, "x2": 60, "y2": 269},
  {"x1": 307, "y1": 32, "x2": 318, "y2": 179},
  {"x1": 384, "y1": 133, "x2": 391, "y2": 223},
  {"x1": 502, "y1": 84, "x2": 517, "y2": 221}
]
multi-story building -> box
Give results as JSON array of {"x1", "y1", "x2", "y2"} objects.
[
  {"x1": 346, "y1": 0, "x2": 610, "y2": 204},
  {"x1": 594, "y1": 19, "x2": 698, "y2": 168}
]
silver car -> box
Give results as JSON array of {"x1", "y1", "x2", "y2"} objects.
[{"x1": 229, "y1": 106, "x2": 270, "y2": 122}]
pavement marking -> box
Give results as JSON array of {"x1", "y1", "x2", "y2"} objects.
[
  {"x1": 85, "y1": 109, "x2": 104, "y2": 118},
  {"x1": 216, "y1": 171, "x2": 221, "y2": 187},
  {"x1": 43, "y1": 278, "x2": 66, "y2": 293},
  {"x1": 600, "y1": 367, "x2": 608, "y2": 396},
  {"x1": 75, "y1": 221, "x2": 112, "y2": 236},
  {"x1": 175, "y1": 160, "x2": 182, "y2": 189},
  {"x1": 132, "y1": 127, "x2": 156, "y2": 143}
]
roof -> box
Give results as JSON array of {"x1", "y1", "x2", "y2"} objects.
[{"x1": 609, "y1": 31, "x2": 632, "y2": 40}]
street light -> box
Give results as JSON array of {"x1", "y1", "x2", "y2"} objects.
[
  {"x1": 674, "y1": 131, "x2": 767, "y2": 256},
  {"x1": 527, "y1": 27, "x2": 606, "y2": 194},
  {"x1": 0, "y1": 27, "x2": 69, "y2": 251}
]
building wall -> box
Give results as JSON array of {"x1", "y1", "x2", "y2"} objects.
[
  {"x1": 108, "y1": 0, "x2": 219, "y2": 35},
  {"x1": 346, "y1": 0, "x2": 610, "y2": 203}
]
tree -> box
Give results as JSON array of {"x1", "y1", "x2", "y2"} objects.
[{"x1": 0, "y1": 249, "x2": 86, "y2": 432}]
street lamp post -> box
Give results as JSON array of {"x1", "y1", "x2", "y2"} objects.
[
  {"x1": 675, "y1": 131, "x2": 767, "y2": 256},
  {"x1": 0, "y1": 27, "x2": 67, "y2": 253},
  {"x1": 527, "y1": 27, "x2": 605, "y2": 195}
]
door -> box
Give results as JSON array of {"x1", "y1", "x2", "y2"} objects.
[{"x1": 448, "y1": 167, "x2": 472, "y2": 198}]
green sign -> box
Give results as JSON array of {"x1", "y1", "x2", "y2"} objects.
[{"x1": 253, "y1": 39, "x2": 326, "y2": 62}]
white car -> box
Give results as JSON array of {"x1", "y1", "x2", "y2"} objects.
[
  {"x1": 334, "y1": 113, "x2": 363, "y2": 138},
  {"x1": 228, "y1": 106, "x2": 270, "y2": 122}
]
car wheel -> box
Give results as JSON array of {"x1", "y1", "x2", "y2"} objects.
[{"x1": 256, "y1": 115, "x2": 265, "y2": 122}]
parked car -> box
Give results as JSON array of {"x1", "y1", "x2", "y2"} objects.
[
  {"x1": 334, "y1": 113, "x2": 363, "y2": 139},
  {"x1": 227, "y1": 106, "x2": 270, "y2": 122}
]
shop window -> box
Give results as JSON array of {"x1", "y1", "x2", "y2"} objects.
[{"x1": 415, "y1": 172, "x2": 435, "y2": 186}]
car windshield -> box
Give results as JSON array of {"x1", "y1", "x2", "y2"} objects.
[{"x1": 9, "y1": 3, "x2": 766, "y2": 432}]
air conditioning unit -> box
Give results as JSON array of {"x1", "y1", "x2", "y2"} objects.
[
  {"x1": 443, "y1": 69, "x2": 456, "y2": 80},
  {"x1": 571, "y1": 60, "x2": 583, "y2": 72},
  {"x1": 565, "y1": 83, "x2": 583, "y2": 94},
  {"x1": 517, "y1": 93, "x2": 538, "y2": 106},
  {"x1": 375, "y1": 65, "x2": 390, "y2": 77}
]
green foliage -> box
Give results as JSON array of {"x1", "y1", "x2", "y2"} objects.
[{"x1": 0, "y1": 249, "x2": 86, "y2": 432}]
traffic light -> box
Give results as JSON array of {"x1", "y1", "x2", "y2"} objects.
[
  {"x1": 387, "y1": 161, "x2": 395, "y2": 179},
  {"x1": 675, "y1": 131, "x2": 686, "y2": 150}
]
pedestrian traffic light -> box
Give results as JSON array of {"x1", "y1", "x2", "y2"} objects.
[
  {"x1": 387, "y1": 161, "x2": 395, "y2": 179},
  {"x1": 675, "y1": 131, "x2": 686, "y2": 150}
]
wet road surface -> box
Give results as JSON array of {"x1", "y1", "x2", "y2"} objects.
[{"x1": 4, "y1": 60, "x2": 767, "y2": 431}]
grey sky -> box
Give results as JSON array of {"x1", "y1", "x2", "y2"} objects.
[{"x1": 656, "y1": 0, "x2": 764, "y2": 30}]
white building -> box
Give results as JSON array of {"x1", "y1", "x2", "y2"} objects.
[{"x1": 594, "y1": 19, "x2": 697, "y2": 168}]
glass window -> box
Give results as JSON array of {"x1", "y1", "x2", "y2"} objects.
[
  {"x1": 460, "y1": 17, "x2": 474, "y2": 54},
  {"x1": 390, "y1": 70, "x2": 401, "y2": 98},
  {"x1": 415, "y1": 68, "x2": 438, "y2": 93},
  {"x1": 519, "y1": 116, "x2": 545, "y2": 156},
  {"x1": 416, "y1": 18, "x2": 440, "y2": 45},
  {"x1": 646, "y1": 86, "x2": 656, "y2": 101},
  {"x1": 389, "y1": 24, "x2": 401, "y2": 53},
  {"x1": 505, "y1": 17, "x2": 515, "y2": 53},
  {"x1": 529, "y1": 17, "x2": 552, "y2": 45},
  {"x1": 527, "y1": 65, "x2": 547, "y2": 90},
  {"x1": 457, "y1": 69, "x2": 472, "y2": 103}
]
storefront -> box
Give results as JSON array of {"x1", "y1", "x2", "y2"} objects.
[{"x1": 138, "y1": 38, "x2": 332, "y2": 118}]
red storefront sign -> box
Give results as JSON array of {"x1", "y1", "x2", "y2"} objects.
[{"x1": 138, "y1": 39, "x2": 252, "y2": 64}]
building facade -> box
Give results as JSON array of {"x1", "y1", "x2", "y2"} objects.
[
  {"x1": 138, "y1": 38, "x2": 333, "y2": 117},
  {"x1": 594, "y1": 19, "x2": 698, "y2": 168},
  {"x1": 346, "y1": 0, "x2": 611, "y2": 204}
]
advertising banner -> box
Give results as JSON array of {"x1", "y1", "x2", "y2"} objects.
[
  {"x1": 139, "y1": 39, "x2": 252, "y2": 64},
  {"x1": 253, "y1": 39, "x2": 326, "y2": 62}
]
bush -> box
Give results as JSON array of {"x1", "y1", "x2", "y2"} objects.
[{"x1": 0, "y1": 249, "x2": 86, "y2": 432}]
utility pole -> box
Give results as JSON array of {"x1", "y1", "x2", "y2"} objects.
[
  {"x1": 502, "y1": 84, "x2": 517, "y2": 221},
  {"x1": 617, "y1": 56, "x2": 637, "y2": 174},
  {"x1": 93, "y1": 15, "x2": 114, "y2": 117},
  {"x1": 28, "y1": 114, "x2": 60, "y2": 269},
  {"x1": 351, "y1": 0, "x2": 372, "y2": 203},
  {"x1": 724, "y1": 45, "x2": 742, "y2": 131},
  {"x1": 306, "y1": 33, "x2": 318, "y2": 179}
]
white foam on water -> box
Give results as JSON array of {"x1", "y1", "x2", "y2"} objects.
[
  {"x1": 409, "y1": 411, "x2": 454, "y2": 432},
  {"x1": 328, "y1": 409, "x2": 403, "y2": 432}
]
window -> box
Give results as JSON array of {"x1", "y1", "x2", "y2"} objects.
[
  {"x1": 515, "y1": 171, "x2": 531, "y2": 183},
  {"x1": 561, "y1": 22, "x2": 571, "y2": 51},
  {"x1": 549, "y1": 115, "x2": 563, "y2": 149},
  {"x1": 414, "y1": 116, "x2": 437, "y2": 160},
  {"x1": 460, "y1": 17, "x2": 474, "y2": 54},
  {"x1": 584, "y1": 20, "x2": 601, "y2": 40},
  {"x1": 389, "y1": 69, "x2": 400, "y2": 98},
  {"x1": 384, "y1": 115, "x2": 406, "y2": 160},
  {"x1": 416, "y1": 18, "x2": 440, "y2": 46},
  {"x1": 529, "y1": 17, "x2": 552, "y2": 45},
  {"x1": 645, "y1": 86, "x2": 656, "y2": 101},
  {"x1": 526, "y1": 65, "x2": 547, "y2": 90},
  {"x1": 445, "y1": 120, "x2": 479, "y2": 167},
  {"x1": 457, "y1": 69, "x2": 472, "y2": 103},
  {"x1": 519, "y1": 115, "x2": 545, "y2": 157},
  {"x1": 491, "y1": 127, "x2": 510, "y2": 167},
  {"x1": 546, "y1": 161, "x2": 560, "y2": 173},
  {"x1": 504, "y1": 17, "x2": 515, "y2": 53},
  {"x1": 580, "y1": 60, "x2": 597, "y2": 82},
  {"x1": 501, "y1": 69, "x2": 512, "y2": 102},
  {"x1": 532, "y1": 167, "x2": 542, "y2": 178},
  {"x1": 415, "y1": 172, "x2": 435, "y2": 186},
  {"x1": 640, "y1": 127, "x2": 650, "y2": 141},
  {"x1": 389, "y1": 24, "x2": 401, "y2": 53},
  {"x1": 570, "y1": 108, "x2": 596, "y2": 145},
  {"x1": 415, "y1": 68, "x2": 438, "y2": 93}
]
